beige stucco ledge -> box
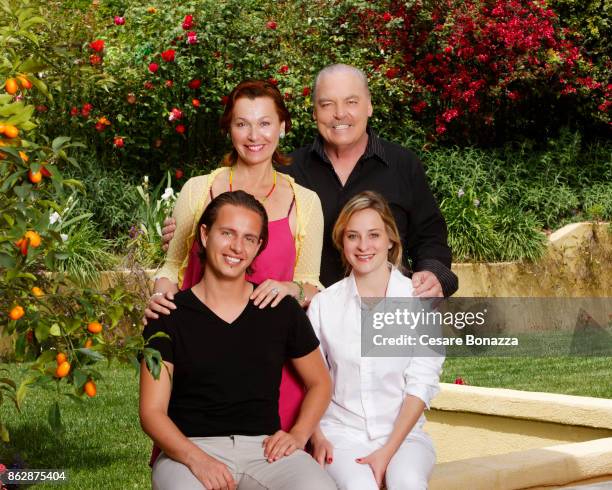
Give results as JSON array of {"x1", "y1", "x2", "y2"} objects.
[
  {"x1": 430, "y1": 438, "x2": 612, "y2": 490},
  {"x1": 431, "y1": 383, "x2": 612, "y2": 430}
]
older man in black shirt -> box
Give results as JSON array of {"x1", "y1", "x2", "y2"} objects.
[
  {"x1": 161, "y1": 64, "x2": 456, "y2": 297},
  {"x1": 283, "y1": 64, "x2": 457, "y2": 297}
]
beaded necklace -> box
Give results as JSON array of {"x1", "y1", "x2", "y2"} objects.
[{"x1": 229, "y1": 166, "x2": 277, "y2": 202}]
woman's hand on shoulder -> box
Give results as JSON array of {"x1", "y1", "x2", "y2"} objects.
[
  {"x1": 143, "y1": 278, "x2": 179, "y2": 325},
  {"x1": 251, "y1": 279, "x2": 299, "y2": 308}
]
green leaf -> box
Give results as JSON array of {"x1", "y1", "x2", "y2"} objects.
[
  {"x1": 143, "y1": 347, "x2": 164, "y2": 380},
  {"x1": 16, "y1": 58, "x2": 47, "y2": 73},
  {"x1": 28, "y1": 76, "x2": 51, "y2": 101},
  {"x1": 20, "y1": 120, "x2": 36, "y2": 131},
  {"x1": 48, "y1": 401, "x2": 64, "y2": 434},
  {"x1": 21, "y1": 16, "x2": 48, "y2": 30},
  {"x1": 35, "y1": 350, "x2": 56, "y2": 365},
  {"x1": 0, "y1": 252, "x2": 16, "y2": 268},
  {"x1": 0, "y1": 377, "x2": 16, "y2": 390},
  {"x1": 65, "y1": 393, "x2": 84, "y2": 404},
  {"x1": 76, "y1": 348, "x2": 105, "y2": 362},
  {"x1": 15, "y1": 333, "x2": 26, "y2": 360},
  {"x1": 49, "y1": 323, "x2": 61, "y2": 336},
  {"x1": 16, "y1": 375, "x2": 36, "y2": 408},
  {"x1": 34, "y1": 322, "x2": 49, "y2": 342},
  {"x1": 108, "y1": 305, "x2": 123, "y2": 327},
  {"x1": 72, "y1": 368, "x2": 87, "y2": 391},
  {"x1": 13, "y1": 183, "x2": 32, "y2": 200},
  {"x1": 52, "y1": 136, "x2": 71, "y2": 153},
  {"x1": 0, "y1": 422, "x2": 9, "y2": 443},
  {"x1": 2, "y1": 213, "x2": 14, "y2": 226}
]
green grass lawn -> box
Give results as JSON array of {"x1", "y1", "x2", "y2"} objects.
[
  {"x1": 441, "y1": 357, "x2": 612, "y2": 398},
  {"x1": 0, "y1": 357, "x2": 610, "y2": 489},
  {"x1": 0, "y1": 362, "x2": 150, "y2": 489}
]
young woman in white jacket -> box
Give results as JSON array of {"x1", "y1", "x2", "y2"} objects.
[{"x1": 308, "y1": 191, "x2": 444, "y2": 490}]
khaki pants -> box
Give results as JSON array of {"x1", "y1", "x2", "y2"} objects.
[{"x1": 152, "y1": 435, "x2": 337, "y2": 490}]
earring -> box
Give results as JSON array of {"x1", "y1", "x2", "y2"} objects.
[{"x1": 279, "y1": 130, "x2": 285, "y2": 139}]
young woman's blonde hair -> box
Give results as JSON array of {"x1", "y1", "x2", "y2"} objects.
[{"x1": 332, "y1": 191, "x2": 403, "y2": 273}]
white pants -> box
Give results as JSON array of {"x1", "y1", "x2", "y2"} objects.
[{"x1": 321, "y1": 423, "x2": 435, "y2": 490}]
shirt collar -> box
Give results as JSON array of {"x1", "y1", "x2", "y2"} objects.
[
  {"x1": 310, "y1": 126, "x2": 390, "y2": 167},
  {"x1": 346, "y1": 265, "x2": 410, "y2": 300}
]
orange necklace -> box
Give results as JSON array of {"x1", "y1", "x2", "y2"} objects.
[{"x1": 229, "y1": 167, "x2": 277, "y2": 202}]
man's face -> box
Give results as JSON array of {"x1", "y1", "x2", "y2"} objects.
[
  {"x1": 313, "y1": 70, "x2": 373, "y2": 151},
  {"x1": 201, "y1": 204, "x2": 263, "y2": 280}
]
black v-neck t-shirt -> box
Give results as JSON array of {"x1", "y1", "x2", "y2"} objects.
[{"x1": 142, "y1": 288, "x2": 319, "y2": 437}]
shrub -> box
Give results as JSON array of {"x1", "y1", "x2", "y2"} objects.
[
  {"x1": 34, "y1": 0, "x2": 373, "y2": 176},
  {"x1": 441, "y1": 187, "x2": 502, "y2": 262},
  {"x1": 357, "y1": 0, "x2": 610, "y2": 144},
  {"x1": 62, "y1": 156, "x2": 141, "y2": 241}
]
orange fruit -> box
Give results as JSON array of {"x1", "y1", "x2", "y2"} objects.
[
  {"x1": 5, "y1": 78, "x2": 18, "y2": 95},
  {"x1": 55, "y1": 361, "x2": 70, "y2": 378},
  {"x1": 24, "y1": 230, "x2": 41, "y2": 247},
  {"x1": 56, "y1": 352, "x2": 67, "y2": 365},
  {"x1": 31, "y1": 286, "x2": 44, "y2": 297},
  {"x1": 87, "y1": 321, "x2": 102, "y2": 334},
  {"x1": 3, "y1": 125, "x2": 18, "y2": 139},
  {"x1": 0, "y1": 124, "x2": 5, "y2": 134},
  {"x1": 18, "y1": 151, "x2": 28, "y2": 162},
  {"x1": 17, "y1": 75, "x2": 32, "y2": 90},
  {"x1": 84, "y1": 338, "x2": 93, "y2": 348},
  {"x1": 84, "y1": 380, "x2": 97, "y2": 397},
  {"x1": 9, "y1": 305, "x2": 25, "y2": 321},
  {"x1": 28, "y1": 170, "x2": 42, "y2": 184}
]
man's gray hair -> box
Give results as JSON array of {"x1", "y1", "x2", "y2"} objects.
[{"x1": 312, "y1": 64, "x2": 371, "y2": 101}]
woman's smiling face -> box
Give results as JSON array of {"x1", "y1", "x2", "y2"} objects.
[
  {"x1": 230, "y1": 96, "x2": 285, "y2": 167},
  {"x1": 342, "y1": 208, "x2": 391, "y2": 277}
]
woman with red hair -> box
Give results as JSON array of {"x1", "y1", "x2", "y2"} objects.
[{"x1": 144, "y1": 80, "x2": 324, "y2": 464}]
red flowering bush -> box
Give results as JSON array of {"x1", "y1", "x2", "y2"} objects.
[
  {"x1": 34, "y1": 0, "x2": 609, "y2": 180},
  {"x1": 359, "y1": 0, "x2": 610, "y2": 143}
]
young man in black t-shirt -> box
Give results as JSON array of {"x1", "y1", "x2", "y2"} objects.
[{"x1": 140, "y1": 191, "x2": 335, "y2": 490}]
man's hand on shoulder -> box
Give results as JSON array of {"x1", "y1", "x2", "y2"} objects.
[
  {"x1": 412, "y1": 270, "x2": 443, "y2": 298},
  {"x1": 161, "y1": 217, "x2": 176, "y2": 252}
]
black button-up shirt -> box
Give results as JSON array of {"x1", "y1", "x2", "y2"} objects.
[{"x1": 281, "y1": 129, "x2": 458, "y2": 296}]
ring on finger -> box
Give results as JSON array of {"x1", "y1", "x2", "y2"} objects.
[{"x1": 271, "y1": 288, "x2": 279, "y2": 296}]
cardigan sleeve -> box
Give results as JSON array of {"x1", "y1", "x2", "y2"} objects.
[
  {"x1": 292, "y1": 185, "x2": 324, "y2": 290},
  {"x1": 154, "y1": 176, "x2": 205, "y2": 284}
]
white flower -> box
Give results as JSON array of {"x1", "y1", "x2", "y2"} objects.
[
  {"x1": 49, "y1": 211, "x2": 61, "y2": 225},
  {"x1": 161, "y1": 187, "x2": 174, "y2": 201},
  {"x1": 457, "y1": 188, "x2": 465, "y2": 198},
  {"x1": 473, "y1": 199, "x2": 480, "y2": 207},
  {"x1": 60, "y1": 233, "x2": 68, "y2": 242}
]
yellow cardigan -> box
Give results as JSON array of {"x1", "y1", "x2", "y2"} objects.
[{"x1": 155, "y1": 167, "x2": 324, "y2": 289}]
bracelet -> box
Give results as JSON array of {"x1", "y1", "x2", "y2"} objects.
[
  {"x1": 292, "y1": 281, "x2": 305, "y2": 303},
  {"x1": 151, "y1": 292, "x2": 164, "y2": 298}
]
